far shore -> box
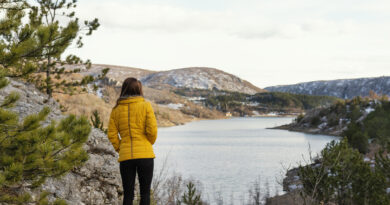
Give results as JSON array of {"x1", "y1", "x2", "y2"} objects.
[
  {"x1": 158, "y1": 114, "x2": 298, "y2": 128},
  {"x1": 269, "y1": 124, "x2": 342, "y2": 137}
]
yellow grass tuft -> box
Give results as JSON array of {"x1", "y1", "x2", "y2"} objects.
[{"x1": 53, "y1": 93, "x2": 112, "y2": 128}]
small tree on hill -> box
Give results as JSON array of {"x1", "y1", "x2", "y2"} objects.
[
  {"x1": 368, "y1": 90, "x2": 379, "y2": 99},
  {"x1": 343, "y1": 122, "x2": 369, "y2": 154},
  {"x1": 178, "y1": 182, "x2": 203, "y2": 205},
  {"x1": 28, "y1": 0, "x2": 100, "y2": 98},
  {"x1": 90, "y1": 109, "x2": 106, "y2": 133}
]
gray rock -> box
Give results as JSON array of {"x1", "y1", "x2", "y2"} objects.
[
  {"x1": 0, "y1": 79, "x2": 123, "y2": 204},
  {"x1": 41, "y1": 129, "x2": 122, "y2": 205},
  {"x1": 0, "y1": 78, "x2": 62, "y2": 122}
]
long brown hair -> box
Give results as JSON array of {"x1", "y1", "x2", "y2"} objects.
[{"x1": 115, "y1": 77, "x2": 143, "y2": 107}]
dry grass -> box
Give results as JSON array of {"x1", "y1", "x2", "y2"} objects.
[
  {"x1": 151, "y1": 102, "x2": 196, "y2": 127},
  {"x1": 266, "y1": 191, "x2": 305, "y2": 205},
  {"x1": 53, "y1": 92, "x2": 112, "y2": 127},
  {"x1": 366, "y1": 142, "x2": 383, "y2": 159}
]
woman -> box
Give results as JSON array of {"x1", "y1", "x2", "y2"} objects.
[{"x1": 107, "y1": 77, "x2": 158, "y2": 205}]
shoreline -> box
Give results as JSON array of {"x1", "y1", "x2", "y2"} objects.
[
  {"x1": 268, "y1": 124, "x2": 343, "y2": 137},
  {"x1": 158, "y1": 114, "x2": 296, "y2": 128},
  {"x1": 157, "y1": 115, "x2": 229, "y2": 128}
]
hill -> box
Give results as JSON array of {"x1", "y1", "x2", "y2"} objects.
[
  {"x1": 265, "y1": 76, "x2": 390, "y2": 99},
  {"x1": 140, "y1": 67, "x2": 265, "y2": 94},
  {"x1": 82, "y1": 65, "x2": 264, "y2": 94}
]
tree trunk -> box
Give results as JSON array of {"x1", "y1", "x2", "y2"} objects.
[{"x1": 46, "y1": 56, "x2": 52, "y2": 99}]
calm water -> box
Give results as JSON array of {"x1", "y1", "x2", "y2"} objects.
[{"x1": 154, "y1": 117, "x2": 338, "y2": 203}]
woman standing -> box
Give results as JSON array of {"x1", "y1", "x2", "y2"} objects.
[{"x1": 107, "y1": 77, "x2": 158, "y2": 205}]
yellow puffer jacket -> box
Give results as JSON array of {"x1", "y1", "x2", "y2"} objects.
[{"x1": 107, "y1": 96, "x2": 157, "y2": 162}]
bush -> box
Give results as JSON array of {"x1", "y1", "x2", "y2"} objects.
[
  {"x1": 178, "y1": 182, "x2": 203, "y2": 205},
  {"x1": 348, "y1": 105, "x2": 363, "y2": 122},
  {"x1": 298, "y1": 140, "x2": 389, "y2": 205},
  {"x1": 295, "y1": 114, "x2": 305, "y2": 124},
  {"x1": 343, "y1": 122, "x2": 369, "y2": 154},
  {"x1": 349, "y1": 131, "x2": 369, "y2": 154},
  {"x1": 310, "y1": 116, "x2": 321, "y2": 126},
  {"x1": 343, "y1": 101, "x2": 390, "y2": 152}
]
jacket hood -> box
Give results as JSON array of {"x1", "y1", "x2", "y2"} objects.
[{"x1": 118, "y1": 96, "x2": 145, "y2": 104}]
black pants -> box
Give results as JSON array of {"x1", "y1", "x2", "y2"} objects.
[{"x1": 120, "y1": 158, "x2": 154, "y2": 205}]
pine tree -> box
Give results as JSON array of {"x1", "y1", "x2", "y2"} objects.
[
  {"x1": 29, "y1": 0, "x2": 100, "y2": 98},
  {"x1": 0, "y1": 2, "x2": 91, "y2": 203},
  {"x1": 1, "y1": 0, "x2": 107, "y2": 99},
  {"x1": 343, "y1": 122, "x2": 369, "y2": 154},
  {"x1": 298, "y1": 140, "x2": 389, "y2": 205},
  {"x1": 0, "y1": 0, "x2": 42, "y2": 77},
  {"x1": 0, "y1": 71, "x2": 91, "y2": 204},
  {"x1": 178, "y1": 182, "x2": 203, "y2": 205},
  {"x1": 90, "y1": 109, "x2": 106, "y2": 133}
]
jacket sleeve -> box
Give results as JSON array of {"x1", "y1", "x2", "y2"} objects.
[
  {"x1": 107, "y1": 109, "x2": 120, "y2": 152},
  {"x1": 145, "y1": 102, "x2": 158, "y2": 144}
]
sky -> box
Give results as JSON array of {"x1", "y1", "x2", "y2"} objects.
[{"x1": 68, "y1": 0, "x2": 390, "y2": 88}]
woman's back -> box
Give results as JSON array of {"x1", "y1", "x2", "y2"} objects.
[
  {"x1": 107, "y1": 77, "x2": 157, "y2": 205},
  {"x1": 108, "y1": 96, "x2": 157, "y2": 162}
]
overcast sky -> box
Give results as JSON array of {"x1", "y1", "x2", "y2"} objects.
[{"x1": 68, "y1": 0, "x2": 390, "y2": 88}]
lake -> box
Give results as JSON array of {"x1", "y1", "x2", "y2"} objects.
[{"x1": 154, "y1": 117, "x2": 338, "y2": 203}]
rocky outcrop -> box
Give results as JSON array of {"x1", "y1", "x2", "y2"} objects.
[
  {"x1": 41, "y1": 129, "x2": 122, "y2": 205},
  {"x1": 1, "y1": 79, "x2": 122, "y2": 205},
  {"x1": 0, "y1": 79, "x2": 63, "y2": 123},
  {"x1": 265, "y1": 76, "x2": 390, "y2": 99}
]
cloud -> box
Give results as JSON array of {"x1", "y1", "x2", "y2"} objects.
[
  {"x1": 77, "y1": 1, "x2": 354, "y2": 40},
  {"x1": 72, "y1": 0, "x2": 390, "y2": 88},
  {"x1": 77, "y1": 2, "x2": 226, "y2": 32}
]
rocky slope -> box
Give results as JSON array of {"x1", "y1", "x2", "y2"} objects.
[
  {"x1": 140, "y1": 67, "x2": 265, "y2": 94},
  {"x1": 1, "y1": 79, "x2": 123, "y2": 205},
  {"x1": 82, "y1": 65, "x2": 264, "y2": 94},
  {"x1": 265, "y1": 76, "x2": 390, "y2": 99}
]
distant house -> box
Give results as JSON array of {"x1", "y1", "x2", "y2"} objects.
[{"x1": 225, "y1": 112, "x2": 232, "y2": 117}]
